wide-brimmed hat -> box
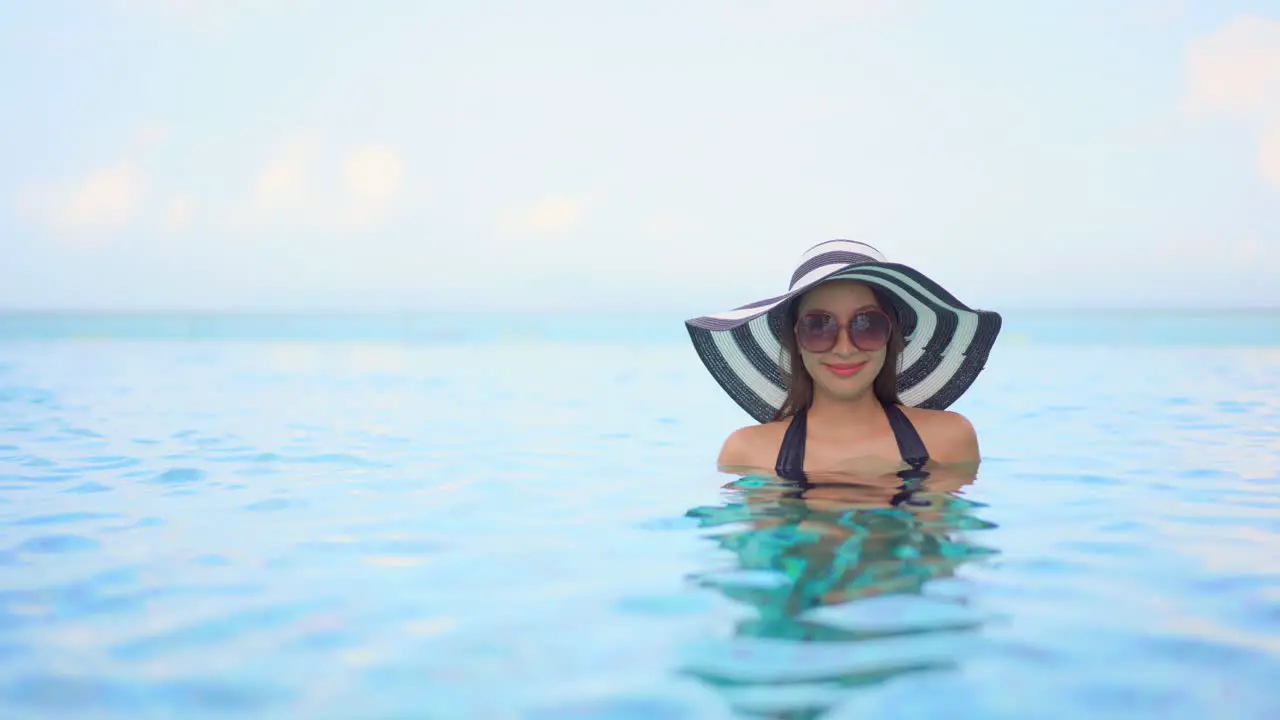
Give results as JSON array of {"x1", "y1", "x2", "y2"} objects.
[{"x1": 684, "y1": 239, "x2": 1002, "y2": 423}]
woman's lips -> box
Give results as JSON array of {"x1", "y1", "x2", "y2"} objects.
[{"x1": 824, "y1": 362, "x2": 867, "y2": 378}]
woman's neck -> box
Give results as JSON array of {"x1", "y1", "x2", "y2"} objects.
[{"x1": 806, "y1": 389, "x2": 885, "y2": 429}]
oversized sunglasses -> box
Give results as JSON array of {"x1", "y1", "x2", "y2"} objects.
[{"x1": 794, "y1": 307, "x2": 893, "y2": 354}]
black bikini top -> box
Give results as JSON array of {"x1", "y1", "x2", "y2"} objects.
[{"x1": 774, "y1": 402, "x2": 930, "y2": 483}]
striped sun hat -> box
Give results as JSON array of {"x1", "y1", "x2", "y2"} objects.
[{"x1": 684, "y1": 239, "x2": 1002, "y2": 423}]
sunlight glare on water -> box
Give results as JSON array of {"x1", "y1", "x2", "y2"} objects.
[{"x1": 0, "y1": 312, "x2": 1278, "y2": 718}]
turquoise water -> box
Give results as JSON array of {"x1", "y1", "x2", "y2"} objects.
[{"x1": 1, "y1": 311, "x2": 1279, "y2": 719}]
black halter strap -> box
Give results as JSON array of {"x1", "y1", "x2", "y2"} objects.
[
  {"x1": 882, "y1": 402, "x2": 930, "y2": 477},
  {"x1": 774, "y1": 402, "x2": 931, "y2": 483},
  {"x1": 775, "y1": 408, "x2": 808, "y2": 482}
]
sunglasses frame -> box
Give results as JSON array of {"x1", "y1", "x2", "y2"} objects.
[{"x1": 793, "y1": 306, "x2": 894, "y2": 354}]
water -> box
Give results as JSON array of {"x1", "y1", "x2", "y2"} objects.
[{"x1": 1, "y1": 311, "x2": 1278, "y2": 719}]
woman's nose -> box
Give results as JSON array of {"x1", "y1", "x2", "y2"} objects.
[{"x1": 831, "y1": 326, "x2": 857, "y2": 355}]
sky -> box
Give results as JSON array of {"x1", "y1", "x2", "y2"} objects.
[{"x1": 2, "y1": 0, "x2": 1279, "y2": 313}]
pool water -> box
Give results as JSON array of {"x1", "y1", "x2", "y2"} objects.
[{"x1": 1, "y1": 313, "x2": 1278, "y2": 718}]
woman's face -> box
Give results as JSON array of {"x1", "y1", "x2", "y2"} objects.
[{"x1": 794, "y1": 280, "x2": 889, "y2": 403}]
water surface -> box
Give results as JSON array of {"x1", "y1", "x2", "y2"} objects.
[{"x1": 1, "y1": 312, "x2": 1278, "y2": 718}]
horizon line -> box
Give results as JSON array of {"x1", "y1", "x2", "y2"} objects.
[{"x1": 1, "y1": 306, "x2": 1279, "y2": 315}]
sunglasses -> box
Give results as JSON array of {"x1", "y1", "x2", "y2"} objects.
[{"x1": 794, "y1": 307, "x2": 893, "y2": 354}]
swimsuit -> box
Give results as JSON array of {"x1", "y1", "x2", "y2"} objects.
[{"x1": 774, "y1": 402, "x2": 932, "y2": 504}]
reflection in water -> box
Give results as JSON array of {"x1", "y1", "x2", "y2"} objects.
[{"x1": 681, "y1": 470, "x2": 1001, "y2": 719}]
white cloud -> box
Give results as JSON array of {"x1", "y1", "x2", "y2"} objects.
[
  {"x1": 1232, "y1": 234, "x2": 1261, "y2": 267},
  {"x1": 16, "y1": 124, "x2": 411, "y2": 245},
  {"x1": 1259, "y1": 122, "x2": 1280, "y2": 190},
  {"x1": 253, "y1": 131, "x2": 319, "y2": 216},
  {"x1": 496, "y1": 194, "x2": 586, "y2": 236},
  {"x1": 1185, "y1": 15, "x2": 1280, "y2": 191},
  {"x1": 226, "y1": 132, "x2": 315, "y2": 235},
  {"x1": 162, "y1": 196, "x2": 193, "y2": 233},
  {"x1": 1185, "y1": 15, "x2": 1280, "y2": 119},
  {"x1": 342, "y1": 144, "x2": 404, "y2": 229},
  {"x1": 225, "y1": 132, "x2": 408, "y2": 236},
  {"x1": 134, "y1": 122, "x2": 169, "y2": 151},
  {"x1": 18, "y1": 161, "x2": 145, "y2": 242},
  {"x1": 1227, "y1": 233, "x2": 1280, "y2": 274}
]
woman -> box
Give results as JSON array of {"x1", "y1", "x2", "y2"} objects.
[{"x1": 684, "y1": 239, "x2": 1002, "y2": 480}]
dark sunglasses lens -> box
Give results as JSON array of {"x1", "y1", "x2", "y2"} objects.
[
  {"x1": 796, "y1": 313, "x2": 838, "y2": 352},
  {"x1": 850, "y1": 310, "x2": 891, "y2": 350}
]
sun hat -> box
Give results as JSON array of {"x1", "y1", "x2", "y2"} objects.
[{"x1": 684, "y1": 239, "x2": 1002, "y2": 423}]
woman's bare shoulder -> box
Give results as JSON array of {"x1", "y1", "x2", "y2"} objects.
[
  {"x1": 717, "y1": 420, "x2": 791, "y2": 473},
  {"x1": 898, "y1": 406, "x2": 981, "y2": 465}
]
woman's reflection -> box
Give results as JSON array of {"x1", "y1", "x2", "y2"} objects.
[{"x1": 680, "y1": 468, "x2": 1000, "y2": 716}]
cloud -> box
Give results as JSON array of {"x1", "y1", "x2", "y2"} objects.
[
  {"x1": 134, "y1": 122, "x2": 169, "y2": 151},
  {"x1": 162, "y1": 196, "x2": 193, "y2": 234},
  {"x1": 496, "y1": 194, "x2": 586, "y2": 237},
  {"x1": 1259, "y1": 123, "x2": 1280, "y2": 190},
  {"x1": 342, "y1": 144, "x2": 405, "y2": 229},
  {"x1": 224, "y1": 132, "x2": 408, "y2": 236},
  {"x1": 1185, "y1": 14, "x2": 1280, "y2": 190},
  {"x1": 1226, "y1": 233, "x2": 1280, "y2": 275},
  {"x1": 1185, "y1": 15, "x2": 1280, "y2": 119},
  {"x1": 17, "y1": 161, "x2": 146, "y2": 242},
  {"x1": 253, "y1": 131, "x2": 320, "y2": 217},
  {"x1": 11, "y1": 121, "x2": 195, "y2": 242},
  {"x1": 15, "y1": 124, "x2": 410, "y2": 244}
]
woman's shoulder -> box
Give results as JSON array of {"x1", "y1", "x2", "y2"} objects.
[
  {"x1": 717, "y1": 419, "x2": 791, "y2": 472},
  {"x1": 898, "y1": 405, "x2": 980, "y2": 464}
]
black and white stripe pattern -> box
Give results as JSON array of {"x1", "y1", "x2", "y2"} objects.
[{"x1": 685, "y1": 239, "x2": 1002, "y2": 422}]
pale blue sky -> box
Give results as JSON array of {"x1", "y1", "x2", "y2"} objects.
[{"x1": 2, "y1": 0, "x2": 1279, "y2": 312}]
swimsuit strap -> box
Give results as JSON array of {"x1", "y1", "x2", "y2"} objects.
[
  {"x1": 882, "y1": 402, "x2": 931, "y2": 479},
  {"x1": 774, "y1": 407, "x2": 808, "y2": 482}
]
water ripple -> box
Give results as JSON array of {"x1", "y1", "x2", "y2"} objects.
[
  {"x1": 14, "y1": 535, "x2": 101, "y2": 554},
  {"x1": 0, "y1": 387, "x2": 55, "y2": 405},
  {"x1": 148, "y1": 468, "x2": 206, "y2": 485},
  {"x1": 241, "y1": 498, "x2": 296, "y2": 512},
  {"x1": 63, "y1": 482, "x2": 113, "y2": 494},
  {"x1": 3, "y1": 675, "x2": 291, "y2": 714},
  {"x1": 66, "y1": 456, "x2": 141, "y2": 472},
  {"x1": 9, "y1": 512, "x2": 123, "y2": 527},
  {"x1": 110, "y1": 602, "x2": 330, "y2": 662}
]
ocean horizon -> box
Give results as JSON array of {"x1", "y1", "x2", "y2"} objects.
[{"x1": 2, "y1": 308, "x2": 1279, "y2": 347}]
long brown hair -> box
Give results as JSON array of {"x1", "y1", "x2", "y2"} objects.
[{"x1": 771, "y1": 285, "x2": 906, "y2": 422}]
